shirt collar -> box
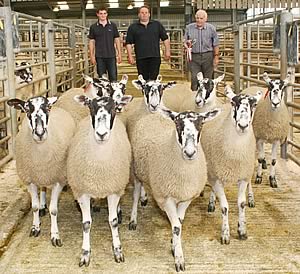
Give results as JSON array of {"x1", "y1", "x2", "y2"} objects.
[
  {"x1": 194, "y1": 23, "x2": 207, "y2": 29},
  {"x1": 97, "y1": 20, "x2": 111, "y2": 26},
  {"x1": 138, "y1": 19, "x2": 153, "y2": 25}
]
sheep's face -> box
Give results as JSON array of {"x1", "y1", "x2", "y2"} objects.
[
  {"x1": 132, "y1": 75, "x2": 176, "y2": 113},
  {"x1": 195, "y1": 73, "x2": 224, "y2": 108},
  {"x1": 111, "y1": 74, "x2": 128, "y2": 112},
  {"x1": 159, "y1": 108, "x2": 221, "y2": 160},
  {"x1": 263, "y1": 72, "x2": 290, "y2": 111},
  {"x1": 83, "y1": 75, "x2": 112, "y2": 98},
  {"x1": 7, "y1": 96, "x2": 58, "y2": 143},
  {"x1": 15, "y1": 62, "x2": 33, "y2": 84}
]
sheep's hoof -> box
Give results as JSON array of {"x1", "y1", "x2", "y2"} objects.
[
  {"x1": 207, "y1": 202, "x2": 215, "y2": 213},
  {"x1": 255, "y1": 175, "x2": 263, "y2": 184},
  {"x1": 79, "y1": 250, "x2": 90, "y2": 267},
  {"x1": 51, "y1": 236, "x2": 63, "y2": 247},
  {"x1": 113, "y1": 246, "x2": 124, "y2": 263},
  {"x1": 269, "y1": 176, "x2": 278, "y2": 188},
  {"x1": 175, "y1": 257, "x2": 185, "y2": 272},
  {"x1": 39, "y1": 207, "x2": 47, "y2": 217},
  {"x1": 128, "y1": 221, "x2": 137, "y2": 230},
  {"x1": 238, "y1": 231, "x2": 248, "y2": 240},
  {"x1": 117, "y1": 209, "x2": 122, "y2": 224},
  {"x1": 92, "y1": 205, "x2": 101, "y2": 213},
  {"x1": 262, "y1": 159, "x2": 267, "y2": 169},
  {"x1": 29, "y1": 226, "x2": 40, "y2": 237},
  {"x1": 140, "y1": 198, "x2": 148, "y2": 207},
  {"x1": 220, "y1": 234, "x2": 230, "y2": 245}
]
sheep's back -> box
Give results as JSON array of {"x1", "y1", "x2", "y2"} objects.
[
  {"x1": 16, "y1": 107, "x2": 76, "y2": 187},
  {"x1": 67, "y1": 117, "x2": 131, "y2": 199}
]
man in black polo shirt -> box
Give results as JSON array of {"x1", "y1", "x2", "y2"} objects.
[
  {"x1": 126, "y1": 5, "x2": 170, "y2": 81},
  {"x1": 88, "y1": 7, "x2": 121, "y2": 81}
]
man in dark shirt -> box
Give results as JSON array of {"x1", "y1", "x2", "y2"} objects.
[
  {"x1": 126, "y1": 5, "x2": 170, "y2": 81},
  {"x1": 88, "y1": 7, "x2": 121, "y2": 81}
]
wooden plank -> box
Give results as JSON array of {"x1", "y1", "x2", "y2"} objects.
[
  {"x1": 202, "y1": 0, "x2": 208, "y2": 9},
  {"x1": 215, "y1": 0, "x2": 220, "y2": 9},
  {"x1": 253, "y1": 0, "x2": 258, "y2": 8},
  {"x1": 292, "y1": 0, "x2": 298, "y2": 8},
  {"x1": 287, "y1": 0, "x2": 291, "y2": 9},
  {"x1": 209, "y1": 0, "x2": 214, "y2": 9},
  {"x1": 237, "y1": 0, "x2": 242, "y2": 9}
]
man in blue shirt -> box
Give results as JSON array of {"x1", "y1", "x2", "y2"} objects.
[
  {"x1": 184, "y1": 10, "x2": 219, "y2": 91},
  {"x1": 88, "y1": 7, "x2": 121, "y2": 81}
]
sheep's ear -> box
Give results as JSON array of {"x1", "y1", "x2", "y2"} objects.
[
  {"x1": 74, "y1": 95, "x2": 91, "y2": 106},
  {"x1": 156, "y1": 74, "x2": 162, "y2": 82},
  {"x1": 253, "y1": 91, "x2": 263, "y2": 104},
  {"x1": 225, "y1": 85, "x2": 235, "y2": 100},
  {"x1": 263, "y1": 72, "x2": 272, "y2": 85},
  {"x1": 198, "y1": 108, "x2": 221, "y2": 123},
  {"x1": 162, "y1": 81, "x2": 176, "y2": 91},
  {"x1": 120, "y1": 74, "x2": 128, "y2": 85},
  {"x1": 7, "y1": 98, "x2": 28, "y2": 112},
  {"x1": 283, "y1": 71, "x2": 291, "y2": 87},
  {"x1": 132, "y1": 75, "x2": 145, "y2": 90},
  {"x1": 214, "y1": 74, "x2": 225, "y2": 85},
  {"x1": 197, "y1": 72, "x2": 204, "y2": 81},
  {"x1": 83, "y1": 74, "x2": 94, "y2": 83},
  {"x1": 47, "y1": 97, "x2": 58, "y2": 106},
  {"x1": 116, "y1": 95, "x2": 133, "y2": 110},
  {"x1": 158, "y1": 106, "x2": 177, "y2": 121}
]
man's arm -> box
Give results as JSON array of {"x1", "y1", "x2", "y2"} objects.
[
  {"x1": 213, "y1": 45, "x2": 219, "y2": 68},
  {"x1": 114, "y1": 37, "x2": 122, "y2": 64},
  {"x1": 126, "y1": 44, "x2": 135, "y2": 65},
  {"x1": 89, "y1": 39, "x2": 96, "y2": 65},
  {"x1": 163, "y1": 39, "x2": 171, "y2": 61}
]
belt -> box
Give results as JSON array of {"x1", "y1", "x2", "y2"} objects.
[{"x1": 192, "y1": 51, "x2": 213, "y2": 54}]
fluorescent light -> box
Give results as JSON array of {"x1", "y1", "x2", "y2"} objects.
[
  {"x1": 160, "y1": 1, "x2": 169, "y2": 7},
  {"x1": 53, "y1": 6, "x2": 59, "y2": 12},
  {"x1": 127, "y1": 4, "x2": 133, "y2": 9},
  {"x1": 57, "y1": 1, "x2": 67, "y2": 4},
  {"x1": 59, "y1": 4, "x2": 69, "y2": 10},
  {"x1": 109, "y1": 3, "x2": 119, "y2": 8},
  {"x1": 134, "y1": 1, "x2": 144, "y2": 8},
  {"x1": 86, "y1": 1, "x2": 94, "y2": 9}
]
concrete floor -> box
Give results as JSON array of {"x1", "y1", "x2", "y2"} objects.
[{"x1": 0, "y1": 157, "x2": 299, "y2": 273}]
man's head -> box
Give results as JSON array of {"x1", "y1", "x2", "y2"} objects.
[
  {"x1": 138, "y1": 5, "x2": 151, "y2": 23},
  {"x1": 96, "y1": 7, "x2": 108, "y2": 21},
  {"x1": 195, "y1": 10, "x2": 207, "y2": 28}
]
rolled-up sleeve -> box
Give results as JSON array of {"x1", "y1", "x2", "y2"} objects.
[{"x1": 88, "y1": 26, "x2": 95, "y2": 40}]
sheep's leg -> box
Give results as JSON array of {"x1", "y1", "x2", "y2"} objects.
[
  {"x1": 212, "y1": 180, "x2": 230, "y2": 244},
  {"x1": 117, "y1": 203, "x2": 122, "y2": 224},
  {"x1": 39, "y1": 187, "x2": 47, "y2": 217},
  {"x1": 140, "y1": 184, "x2": 148, "y2": 207},
  {"x1": 207, "y1": 191, "x2": 216, "y2": 212},
  {"x1": 255, "y1": 139, "x2": 264, "y2": 184},
  {"x1": 78, "y1": 194, "x2": 92, "y2": 267},
  {"x1": 269, "y1": 140, "x2": 280, "y2": 188},
  {"x1": 237, "y1": 180, "x2": 248, "y2": 240},
  {"x1": 107, "y1": 194, "x2": 124, "y2": 263},
  {"x1": 247, "y1": 182, "x2": 255, "y2": 208},
  {"x1": 49, "y1": 183, "x2": 63, "y2": 247},
  {"x1": 129, "y1": 177, "x2": 141, "y2": 230},
  {"x1": 28, "y1": 183, "x2": 41, "y2": 237},
  {"x1": 177, "y1": 200, "x2": 192, "y2": 223},
  {"x1": 164, "y1": 197, "x2": 185, "y2": 272}
]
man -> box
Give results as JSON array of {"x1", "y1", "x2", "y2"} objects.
[
  {"x1": 184, "y1": 9, "x2": 219, "y2": 91},
  {"x1": 88, "y1": 7, "x2": 121, "y2": 81},
  {"x1": 126, "y1": 5, "x2": 170, "y2": 81}
]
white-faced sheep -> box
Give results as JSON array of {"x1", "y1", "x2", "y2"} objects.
[
  {"x1": 67, "y1": 95, "x2": 132, "y2": 267},
  {"x1": 131, "y1": 106, "x2": 220, "y2": 271},
  {"x1": 7, "y1": 96, "x2": 76, "y2": 246},
  {"x1": 201, "y1": 86, "x2": 262, "y2": 244}
]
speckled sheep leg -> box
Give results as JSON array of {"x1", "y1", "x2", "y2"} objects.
[
  {"x1": 212, "y1": 180, "x2": 230, "y2": 244},
  {"x1": 255, "y1": 139, "x2": 264, "y2": 184},
  {"x1": 78, "y1": 194, "x2": 92, "y2": 267},
  {"x1": 108, "y1": 194, "x2": 124, "y2": 263},
  {"x1": 207, "y1": 191, "x2": 216, "y2": 212},
  {"x1": 177, "y1": 200, "x2": 192, "y2": 223},
  {"x1": 28, "y1": 183, "x2": 40, "y2": 237},
  {"x1": 39, "y1": 187, "x2": 47, "y2": 217},
  {"x1": 237, "y1": 180, "x2": 248, "y2": 240},
  {"x1": 129, "y1": 177, "x2": 142, "y2": 230},
  {"x1": 164, "y1": 197, "x2": 185, "y2": 272},
  {"x1": 49, "y1": 183, "x2": 64, "y2": 247},
  {"x1": 269, "y1": 141, "x2": 280, "y2": 188},
  {"x1": 140, "y1": 184, "x2": 148, "y2": 206},
  {"x1": 247, "y1": 181, "x2": 255, "y2": 208}
]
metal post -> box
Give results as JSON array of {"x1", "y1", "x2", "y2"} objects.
[
  {"x1": 45, "y1": 21, "x2": 56, "y2": 96},
  {"x1": 233, "y1": 23, "x2": 241, "y2": 93},
  {"x1": 280, "y1": 10, "x2": 293, "y2": 159},
  {"x1": 83, "y1": 28, "x2": 89, "y2": 76},
  {"x1": 184, "y1": 0, "x2": 192, "y2": 26},
  {"x1": 247, "y1": 25, "x2": 251, "y2": 88},
  {"x1": 70, "y1": 24, "x2": 76, "y2": 88},
  {"x1": 157, "y1": 0, "x2": 160, "y2": 20}
]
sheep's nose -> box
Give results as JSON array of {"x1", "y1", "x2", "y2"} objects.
[
  {"x1": 96, "y1": 132, "x2": 108, "y2": 140},
  {"x1": 238, "y1": 123, "x2": 248, "y2": 131},
  {"x1": 272, "y1": 102, "x2": 279, "y2": 108},
  {"x1": 184, "y1": 150, "x2": 196, "y2": 160}
]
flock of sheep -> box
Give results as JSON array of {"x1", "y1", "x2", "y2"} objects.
[{"x1": 7, "y1": 70, "x2": 291, "y2": 272}]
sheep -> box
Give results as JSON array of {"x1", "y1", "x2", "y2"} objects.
[
  {"x1": 7, "y1": 96, "x2": 76, "y2": 246},
  {"x1": 251, "y1": 72, "x2": 291, "y2": 188},
  {"x1": 180, "y1": 72, "x2": 225, "y2": 112},
  {"x1": 67, "y1": 95, "x2": 132, "y2": 267},
  {"x1": 131, "y1": 105, "x2": 220, "y2": 271},
  {"x1": 201, "y1": 86, "x2": 262, "y2": 244}
]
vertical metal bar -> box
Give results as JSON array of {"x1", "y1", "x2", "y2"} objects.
[
  {"x1": 247, "y1": 25, "x2": 251, "y2": 88},
  {"x1": 45, "y1": 21, "x2": 56, "y2": 96},
  {"x1": 83, "y1": 27, "x2": 89, "y2": 76},
  {"x1": 70, "y1": 24, "x2": 76, "y2": 88}
]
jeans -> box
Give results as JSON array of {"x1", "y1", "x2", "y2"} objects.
[
  {"x1": 96, "y1": 57, "x2": 117, "y2": 82},
  {"x1": 136, "y1": 57, "x2": 161, "y2": 81}
]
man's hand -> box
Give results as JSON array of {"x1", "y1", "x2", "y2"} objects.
[
  {"x1": 117, "y1": 55, "x2": 122, "y2": 64},
  {"x1": 127, "y1": 55, "x2": 135, "y2": 65},
  {"x1": 164, "y1": 51, "x2": 171, "y2": 61},
  {"x1": 213, "y1": 56, "x2": 219, "y2": 69},
  {"x1": 91, "y1": 56, "x2": 96, "y2": 65}
]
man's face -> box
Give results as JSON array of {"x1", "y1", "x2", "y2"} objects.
[
  {"x1": 138, "y1": 7, "x2": 150, "y2": 22},
  {"x1": 96, "y1": 10, "x2": 108, "y2": 21},
  {"x1": 195, "y1": 12, "x2": 207, "y2": 27}
]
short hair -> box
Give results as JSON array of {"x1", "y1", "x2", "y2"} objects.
[
  {"x1": 138, "y1": 5, "x2": 150, "y2": 14},
  {"x1": 96, "y1": 6, "x2": 108, "y2": 13}
]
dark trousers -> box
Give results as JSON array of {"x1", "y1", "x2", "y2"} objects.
[
  {"x1": 136, "y1": 57, "x2": 161, "y2": 81},
  {"x1": 190, "y1": 52, "x2": 214, "y2": 91},
  {"x1": 96, "y1": 57, "x2": 117, "y2": 82}
]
